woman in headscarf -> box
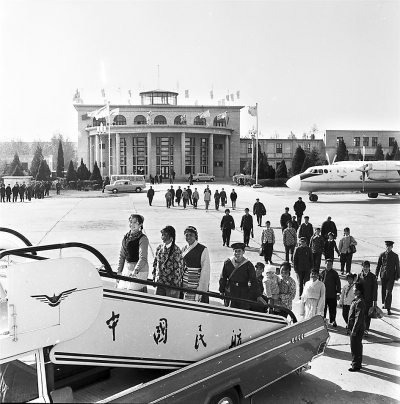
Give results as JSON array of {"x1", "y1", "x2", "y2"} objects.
[
  {"x1": 181, "y1": 226, "x2": 211, "y2": 302},
  {"x1": 117, "y1": 214, "x2": 149, "y2": 292}
]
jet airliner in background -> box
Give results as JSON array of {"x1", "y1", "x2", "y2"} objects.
[{"x1": 286, "y1": 160, "x2": 400, "y2": 201}]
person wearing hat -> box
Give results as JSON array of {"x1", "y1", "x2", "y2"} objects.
[
  {"x1": 356, "y1": 261, "x2": 378, "y2": 335},
  {"x1": 181, "y1": 226, "x2": 210, "y2": 302},
  {"x1": 249, "y1": 262, "x2": 266, "y2": 311},
  {"x1": 320, "y1": 258, "x2": 341, "y2": 327},
  {"x1": 339, "y1": 273, "x2": 357, "y2": 331},
  {"x1": 261, "y1": 220, "x2": 275, "y2": 264},
  {"x1": 117, "y1": 214, "x2": 149, "y2": 292},
  {"x1": 253, "y1": 198, "x2": 266, "y2": 227},
  {"x1": 375, "y1": 241, "x2": 399, "y2": 316},
  {"x1": 264, "y1": 264, "x2": 280, "y2": 306},
  {"x1": 298, "y1": 216, "x2": 313, "y2": 246},
  {"x1": 293, "y1": 236, "x2": 313, "y2": 298},
  {"x1": 293, "y1": 196, "x2": 306, "y2": 225},
  {"x1": 240, "y1": 208, "x2": 254, "y2": 247},
  {"x1": 219, "y1": 243, "x2": 267, "y2": 310},
  {"x1": 220, "y1": 209, "x2": 235, "y2": 247},
  {"x1": 348, "y1": 282, "x2": 366, "y2": 372},
  {"x1": 280, "y1": 207, "x2": 292, "y2": 233}
]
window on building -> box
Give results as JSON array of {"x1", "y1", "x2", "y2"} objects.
[
  {"x1": 304, "y1": 143, "x2": 311, "y2": 150},
  {"x1": 100, "y1": 143, "x2": 105, "y2": 149},
  {"x1": 194, "y1": 116, "x2": 206, "y2": 126},
  {"x1": 336, "y1": 137, "x2": 343, "y2": 143},
  {"x1": 174, "y1": 115, "x2": 187, "y2": 125},
  {"x1": 276, "y1": 143, "x2": 282, "y2": 153},
  {"x1": 93, "y1": 117, "x2": 106, "y2": 127},
  {"x1": 120, "y1": 138, "x2": 127, "y2": 174},
  {"x1": 200, "y1": 138, "x2": 209, "y2": 173},
  {"x1": 113, "y1": 115, "x2": 126, "y2": 126},
  {"x1": 185, "y1": 137, "x2": 195, "y2": 174},
  {"x1": 154, "y1": 115, "x2": 167, "y2": 125},
  {"x1": 389, "y1": 137, "x2": 395, "y2": 147},
  {"x1": 132, "y1": 137, "x2": 148, "y2": 175},
  {"x1": 214, "y1": 144, "x2": 223, "y2": 150},
  {"x1": 156, "y1": 137, "x2": 174, "y2": 178},
  {"x1": 213, "y1": 116, "x2": 227, "y2": 127},
  {"x1": 214, "y1": 161, "x2": 223, "y2": 167},
  {"x1": 134, "y1": 115, "x2": 146, "y2": 125},
  {"x1": 363, "y1": 137, "x2": 369, "y2": 146},
  {"x1": 372, "y1": 137, "x2": 378, "y2": 147},
  {"x1": 248, "y1": 146, "x2": 252, "y2": 153},
  {"x1": 354, "y1": 137, "x2": 360, "y2": 147}
]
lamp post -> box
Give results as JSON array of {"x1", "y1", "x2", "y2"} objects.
[
  {"x1": 248, "y1": 128, "x2": 256, "y2": 178},
  {"x1": 97, "y1": 123, "x2": 107, "y2": 177}
]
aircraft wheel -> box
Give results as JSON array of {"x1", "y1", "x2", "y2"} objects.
[
  {"x1": 367, "y1": 193, "x2": 378, "y2": 198},
  {"x1": 309, "y1": 194, "x2": 318, "y2": 202},
  {"x1": 209, "y1": 388, "x2": 239, "y2": 404}
]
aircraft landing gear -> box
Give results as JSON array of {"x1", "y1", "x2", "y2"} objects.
[
  {"x1": 309, "y1": 193, "x2": 318, "y2": 202},
  {"x1": 367, "y1": 193, "x2": 378, "y2": 198}
]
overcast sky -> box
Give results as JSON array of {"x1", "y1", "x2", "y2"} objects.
[{"x1": 0, "y1": 0, "x2": 399, "y2": 142}]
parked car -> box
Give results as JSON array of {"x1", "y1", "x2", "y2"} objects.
[
  {"x1": 105, "y1": 178, "x2": 146, "y2": 193},
  {"x1": 189, "y1": 173, "x2": 215, "y2": 182}
]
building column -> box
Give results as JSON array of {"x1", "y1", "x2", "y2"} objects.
[
  {"x1": 95, "y1": 134, "x2": 99, "y2": 167},
  {"x1": 181, "y1": 132, "x2": 185, "y2": 176},
  {"x1": 208, "y1": 133, "x2": 214, "y2": 175},
  {"x1": 115, "y1": 133, "x2": 120, "y2": 175},
  {"x1": 225, "y1": 135, "x2": 230, "y2": 177},
  {"x1": 89, "y1": 136, "x2": 94, "y2": 172},
  {"x1": 147, "y1": 132, "x2": 152, "y2": 177},
  {"x1": 99, "y1": 136, "x2": 104, "y2": 176}
]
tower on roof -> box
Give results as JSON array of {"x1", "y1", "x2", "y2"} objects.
[{"x1": 140, "y1": 89, "x2": 178, "y2": 106}]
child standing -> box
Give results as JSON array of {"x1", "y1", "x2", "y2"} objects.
[
  {"x1": 264, "y1": 265, "x2": 280, "y2": 306},
  {"x1": 324, "y1": 232, "x2": 339, "y2": 262},
  {"x1": 339, "y1": 273, "x2": 356, "y2": 331}
]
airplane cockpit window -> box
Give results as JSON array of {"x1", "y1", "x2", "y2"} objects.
[
  {"x1": 318, "y1": 169, "x2": 323, "y2": 174},
  {"x1": 306, "y1": 168, "x2": 313, "y2": 173}
]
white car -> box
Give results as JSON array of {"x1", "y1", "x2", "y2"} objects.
[
  {"x1": 105, "y1": 179, "x2": 146, "y2": 194},
  {"x1": 189, "y1": 173, "x2": 215, "y2": 182}
]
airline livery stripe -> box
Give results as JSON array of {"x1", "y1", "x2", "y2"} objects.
[{"x1": 53, "y1": 357, "x2": 191, "y2": 367}]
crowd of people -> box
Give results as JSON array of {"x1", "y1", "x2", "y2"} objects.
[{"x1": 0, "y1": 180, "x2": 61, "y2": 202}]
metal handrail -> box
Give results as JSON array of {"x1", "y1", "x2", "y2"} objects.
[{"x1": 0, "y1": 227, "x2": 37, "y2": 255}]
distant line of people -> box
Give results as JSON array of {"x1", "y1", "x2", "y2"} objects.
[{"x1": 0, "y1": 180, "x2": 57, "y2": 202}]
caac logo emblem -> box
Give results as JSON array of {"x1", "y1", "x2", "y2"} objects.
[{"x1": 31, "y1": 288, "x2": 77, "y2": 307}]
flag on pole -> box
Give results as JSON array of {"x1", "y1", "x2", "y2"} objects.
[
  {"x1": 230, "y1": 94, "x2": 234, "y2": 101},
  {"x1": 110, "y1": 108, "x2": 120, "y2": 116},
  {"x1": 128, "y1": 99, "x2": 131, "y2": 105},
  {"x1": 101, "y1": 89, "x2": 105, "y2": 98},
  {"x1": 199, "y1": 110, "x2": 210, "y2": 119},
  {"x1": 248, "y1": 106, "x2": 257, "y2": 116},
  {"x1": 226, "y1": 94, "x2": 229, "y2": 101},
  {"x1": 195, "y1": 100, "x2": 198, "y2": 105},
  {"x1": 210, "y1": 90, "x2": 213, "y2": 99},
  {"x1": 217, "y1": 111, "x2": 227, "y2": 120},
  {"x1": 128, "y1": 90, "x2": 131, "y2": 97},
  {"x1": 87, "y1": 105, "x2": 108, "y2": 119},
  {"x1": 185, "y1": 90, "x2": 189, "y2": 98},
  {"x1": 218, "y1": 100, "x2": 221, "y2": 106},
  {"x1": 236, "y1": 90, "x2": 240, "y2": 99}
]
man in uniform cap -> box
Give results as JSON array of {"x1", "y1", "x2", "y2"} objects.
[
  {"x1": 219, "y1": 243, "x2": 266, "y2": 310},
  {"x1": 375, "y1": 241, "x2": 399, "y2": 315},
  {"x1": 293, "y1": 236, "x2": 313, "y2": 298}
]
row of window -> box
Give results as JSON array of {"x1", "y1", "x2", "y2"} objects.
[
  {"x1": 246, "y1": 143, "x2": 311, "y2": 154},
  {"x1": 337, "y1": 137, "x2": 396, "y2": 147},
  {"x1": 92, "y1": 114, "x2": 228, "y2": 127}
]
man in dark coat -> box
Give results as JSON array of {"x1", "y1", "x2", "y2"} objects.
[
  {"x1": 169, "y1": 186, "x2": 175, "y2": 207},
  {"x1": 293, "y1": 197, "x2": 306, "y2": 225},
  {"x1": 187, "y1": 186, "x2": 193, "y2": 205},
  {"x1": 253, "y1": 198, "x2": 266, "y2": 227},
  {"x1": 19, "y1": 183, "x2": 26, "y2": 202},
  {"x1": 219, "y1": 188, "x2": 227, "y2": 208},
  {"x1": 375, "y1": 241, "x2": 400, "y2": 315},
  {"x1": 293, "y1": 237, "x2": 313, "y2": 297},
  {"x1": 240, "y1": 208, "x2": 253, "y2": 247},
  {"x1": 5, "y1": 184, "x2": 11, "y2": 202},
  {"x1": 280, "y1": 207, "x2": 292, "y2": 233},
  {"x1": 175, "y1": 186, "x2": 182, "y2": 206},
  {"x1": 230, "y1": 189, "x2": 237, "y2": 210},
  {"x1": 147, "y1": 186, "x2": 155, "y2": 206},
  {"x1": 220, "y1": 209, "x2": 235, "y2": 247},
  {"x1": 12, "y1": 183, "x2": 19, "y2": 202},
  {"x1": 320, "y1": 258, "x2": 341, "y2": 327},
  {"x1": 356, "y1": 260, "x2": 378, "y2": 335},
  {"x1": 0, "y1": 184, "x2": 5, "y2": 202},
  {"x1": 298, "y1": 216, "x2": 313, "y2": 246},
  {"x1": 219, "y1": 243, "x2": 266, "y2": 310},
  {"x1": 321, "y1": 216, "x2": 338, "y2": 240}
]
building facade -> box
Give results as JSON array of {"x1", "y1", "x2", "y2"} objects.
[
  {"x1": 239, "y1": 138, "x2": 325, "y2": 172},
  {"x1": 325, "y1": 130, "x2": 400, "y2": 161},
  {"x1": 76, "y1": 90, "x2": 242, "y2": 180}
]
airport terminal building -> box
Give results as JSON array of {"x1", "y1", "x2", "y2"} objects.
[{"x1": 75, "y1": 90, "x2": 243, "y2": 180}]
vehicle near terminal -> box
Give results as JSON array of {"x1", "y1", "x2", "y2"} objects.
[
  {"x1": 0, "y1": 228, "x2": 329, "y2": 404},
  {"x1": 286, "y1": 160, "x2": 400, "y2": 201},
  {"x1": 105, "y1": 175, "x2": 146, "y2": 193},
  {"x1": 190, "y1": 173, "x2": 215, "y2": 182}
]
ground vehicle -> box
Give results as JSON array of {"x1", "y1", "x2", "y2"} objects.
[
  {"x1": 190, "y1": 173, "x2": 215, "y2": 182},
  {"x1": 105, "y1": 175, "x2": 146, "y2": 193},
  {"x1": 0, "y1": 229, "x2": 329, "y2": 404}
]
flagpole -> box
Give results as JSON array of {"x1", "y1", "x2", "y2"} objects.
[
  {"x1": 107, "y1": 100, "x2": 111, "y2": 179},
  {"x1": 253, "y1": 103, "x2": 262, "y2": 188}
]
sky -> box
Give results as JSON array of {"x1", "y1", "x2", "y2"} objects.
[{"x1": 0, "y1": 0, "x2": 399, "y2": 142}]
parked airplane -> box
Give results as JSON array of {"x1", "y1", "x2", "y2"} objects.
[{"x1": 286, "y1": 160, "x2": 400, "y2": 201}]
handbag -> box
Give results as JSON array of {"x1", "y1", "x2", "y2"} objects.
[
  {"x1": 259, "y1": 245, "x2": 264, "y2": 256},
  {"x1": 368, "y1": 306, "x2": 383, "y2": 319},
  {"x1": 349, "y1": 244, "x2": 356, "y2": 254}
]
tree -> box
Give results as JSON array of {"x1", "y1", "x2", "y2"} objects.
[
  {"x1": 288, "y1": 132, "x2": 296, "y2": 139},
  {"x1": 300, "y1": 154, "x2": 314, "y2": 173},
  {"x1": 355, "y1": 149, "x2": 363, "y2": 161},
  {"x1": 302, "y1": 132, "x2": 307, "y2": 139},
  {"x1": 36, "y1": 159, "x2": 51, "y2": 181},
  {"x1": 30, "y1": 145, "x2": 44, "y2": 178},
  {"x1": 90, "y1": 161, "x2": 102, "y2": 182},
  {"x1": 309, "y1": 147, "x2": 323, "y2": 166},
  {"x1": 66, "y1": 160, "x2": 77, "y2": 182},
  {"x1": 276, "y1": 159, "x2": 288, "y2": 178},
  {"x1": 76, "y1": 158, "x2": 91, "y2": 180},
  {"x1": 386, "y1": 140, "x2": 398, "y2": 160},
  {"x1": 9, "y1": 153, "x2": 25, "y2": 176},
  {"x1": 373, "y1": 143, "x2": 384, "y2": 161},
  {"x1": 336, "y1": 140, "x2": 349, "y2": 162},
  {"x1": 394, "y1": 147, "x2": 400, "y2": 160},
  {"x1": 56, "y1": 140, "x2": 65, "y2": 177},
  {"x1": 291, "y1": 145, "x2": 306, "y2": 176}
]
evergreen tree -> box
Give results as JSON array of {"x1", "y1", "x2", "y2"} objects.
[
  {"x1": 394, "y1": 146, "x2": 400, "y2": 160},
  {"x1": 386, "y1": 140, "x2": 398, "y2": 160},
  {"x1": 30, "y1": 145, "x2": 44, "y2": 178},
  {"x1": 36, "y1": 159, "x2": 51, "y2": 181},
  {"x1": 291, "y1": 145, "x2": 306, "y2": 175},
  {"x1": 355, "y1": 149, "x2": 363, "y2": 161},
  {"x1": 90, "y1": 161, "x2": 102, "y2": 181},
  {"x1": 66, "y1": 160, "x2": 77, "y2": 182},
  {"x1": 373, "y1": 143, "x2": 384, "y2": 161},
  {"x1": 300, "y1": 154, "x2": 314, "y2": 173},
  {"x1": 336, "y1": 140, "x2": 349, "y2": 162},
  {"x1": 56, "y1": 140, "x2": 65, "y2": 177},
  {"x1": 265, "y1": 164, "x2": 276, "y2": 179},
  {"x1": 309, "y1": 147, "x2": 322, "y2": 166},
  {"x1": 76, "y1": 158, "x2": 91, "y2": 180},
  {"x1": 276, "y1": 159, "x2": 288, "y2": 178},
  {"x1": 9, "y1": 153, "x2": 25, "y2": 176}
]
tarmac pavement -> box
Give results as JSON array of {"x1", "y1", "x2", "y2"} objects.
[{"x1": 0, "y1": 181, "x2": 399, "y2": 403}]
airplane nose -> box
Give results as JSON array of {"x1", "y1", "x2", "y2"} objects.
[{"x1": 286, "y1": 175, "x2": 301, "y2": 191}]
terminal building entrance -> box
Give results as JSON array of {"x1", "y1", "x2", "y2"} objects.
[{"x1": 156, "y1": 137, "x2": 174, "y2": 179}]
